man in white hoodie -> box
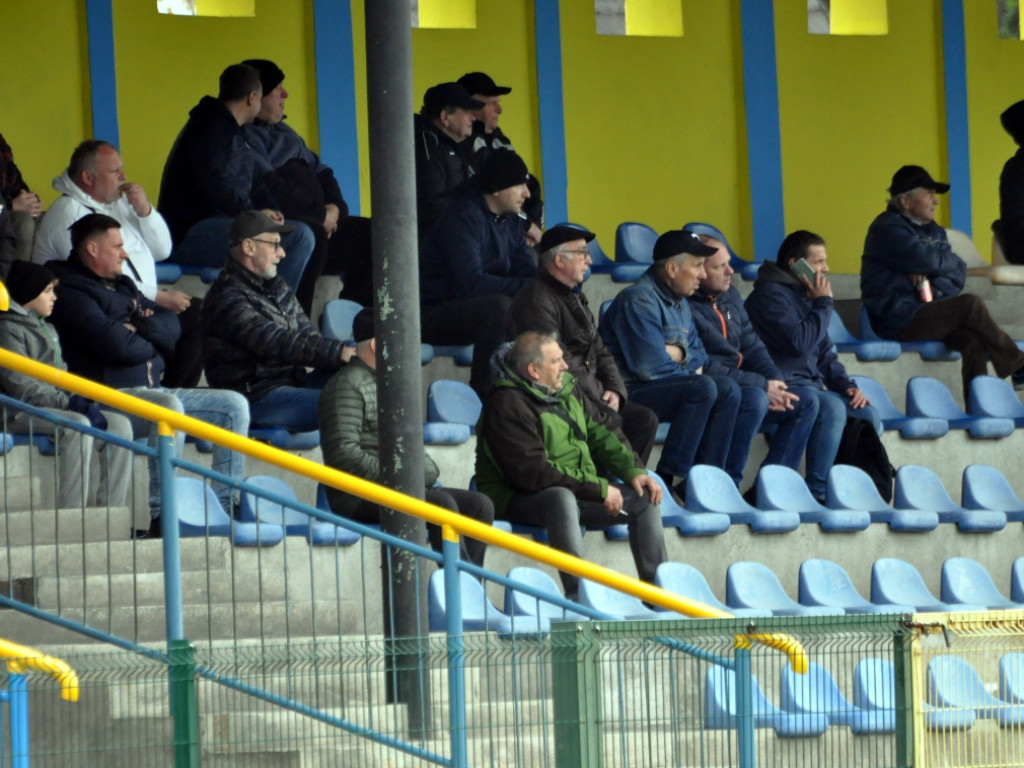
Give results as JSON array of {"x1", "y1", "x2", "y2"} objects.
[{"x1": 32, "y1": 140, "x2": 202, "y2": 387}]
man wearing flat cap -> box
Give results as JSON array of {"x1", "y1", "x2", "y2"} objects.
[
  {"x1": 420, "y1": 149, "x2": 536, "y2": 398},
  {"x1": 600, "y1": 229, "x2": 760, "y2": 498},
  {"x1": 861, "y1": 165, "x2": 1024, "y2": 400},
  {"x1": 241, "y1": 59, "x2": 374, "y2": 310},
  {"x1": 506, "y1": 224, "x2": 658, "y2": 463},
  {"x1": 414, "y1": 82, "x2": 484, "y2": 239},
  {"x1": 202, "y1": 210, "x2": 354, "y2": 432},
  {"x1": 458, "y1": 71, "x2": 544, "y2": 242},
  {"x1": 319, "y1": 307, "x2": 494, "y2": 566}
]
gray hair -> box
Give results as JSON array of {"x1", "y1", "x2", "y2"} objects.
[
  {"x1": 889, "y1": 188, "x2": 918, "y2": 210},
  {"x1": 508, "y1": 331, "x2": 559, "y2": 377}
]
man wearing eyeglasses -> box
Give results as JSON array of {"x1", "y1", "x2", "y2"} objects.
[
  {"x1": 505, "y1": 225, "x2": 658, "y2": 464},
  {"x1": 201, "y1": 210, "x2": 354, "y2": 432}
]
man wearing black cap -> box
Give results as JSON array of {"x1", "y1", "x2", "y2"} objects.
[
  {"x1": 997, "y1": 100, "x2": 1024, "y2": 265},
  {"x1": 601, "y1": 229, "x2": 762, "y2": 497},
  {"x1": 241, "y1": 59, "x2": 374, "y2": 310},
  {"x1": 414, "y1": 82, "x2": 484, "y2": 238},
  {"x1": 506, "y1": 224, "x2": 658, "y2": 463},
  {"x1": 420, "y1": 150, "x2": 536, "y2": 397},
  {"x1": 458, "y1": 71, "x2": 544, "y2": 240},
  {"x1": 202, "y1": 210, "x2": 354, "y2": 432},
  {"x1": 319, "y1": 307, "x2": 494, "y2": 566},
  {"x1": 862, "y1": 165, "x2": 1024, "y2": 399}
]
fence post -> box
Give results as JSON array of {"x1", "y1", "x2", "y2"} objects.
[
  {"x1": 553, "y1": 622, "x2": 603, "y2": 768},
  {"x1": 734, "y1": 646, "x2": 757, "y2": 768},
  {"x1": 441, "y1": 525, "x2": 468, "y2": 768},
  {"x1": 169, "y1": 639, "x2": 200, "y2": 768},
  {"x1": 8, "y1": 673, "x2": 28, "y2": 768}
]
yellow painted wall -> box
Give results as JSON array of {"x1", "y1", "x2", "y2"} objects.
[
  {"x1": 559, "y1": 0, "x2": 748, "y2": 257},
  {"x1": 0, "y1": 1, "x2": 90, "y2": 206},
  {"x1": 775, "y1": 0, "x2": 945, "y2": 274},
  {"x1": 964, "y1": 2, "x2": 1024, "y2": 263}
]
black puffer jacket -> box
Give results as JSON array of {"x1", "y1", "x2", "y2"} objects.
[{"x1": 201, "y1": 258, "x2": 346, "y2": 402}]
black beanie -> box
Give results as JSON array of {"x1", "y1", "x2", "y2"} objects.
[
  {"x1": 6, "y1": 261, "x2": 56, "y2": 307},
  {"x1": 476, "y1": 150, "x2": 529, "y2": 193},
  {"x1": 242, "y1": 59, "x2": 285, "y2": 94},
  {"x1": 1002, "y1": 100, "x2": 1024, "y2": 145}
]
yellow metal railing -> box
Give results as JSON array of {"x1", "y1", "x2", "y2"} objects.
[
  {"x1": 0, "y1": 638, "x2": 79, "y2": 702},
  {"x1": 0, "y1": 342, "x2": 807, "y2": 671}
]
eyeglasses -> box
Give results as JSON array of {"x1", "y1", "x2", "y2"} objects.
[
  {"x1": 250, "y1": 238, "x2": 283, "y2": 250},
  {"x1": 560, "y1": 248, "x2": 590, "y2": 259}
]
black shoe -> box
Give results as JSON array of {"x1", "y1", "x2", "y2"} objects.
[
  {"x1": 1013, "y1": 367, "x2": 1024, "y2": 391},
  {"x1": 132, "y1": 517, "x2": 162, "y2": 540},
  {"x1": 742, "y1": 485, "x2": 758, "y2": 507},
  {"x1": 671, "y1": 481, "x2": 687, "y2": 505}
]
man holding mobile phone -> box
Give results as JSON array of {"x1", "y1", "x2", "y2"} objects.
[{"x1": 745, "y1": 230, "x2": 881, "y2": 501}]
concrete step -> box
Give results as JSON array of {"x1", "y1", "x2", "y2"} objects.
[{"x1": 0, "y1": 505, "x2": 132, "y2": 546}]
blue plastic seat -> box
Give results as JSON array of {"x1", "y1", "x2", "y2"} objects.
[
  {"x1": 928, "y1": 655, "x2": 1024, "y2": 727},
  {"x1": 906, "y1": 376, "x2": 1014, "y2": 438},
  {"x1": 871, "y1": 558, "x2": 985, "y2": 613},
  {"x1": 578, "y1": 578, "x2": 684, "y2": 620},
  {"x1": 611, "y1": 222, "x2": 657, "y2": 282},
  {"x1": 1013, "y1": 558, "x2": 1024, "y2": 603},
  {"x1": 860, "y1": 306, "x2": 960, "y2": 361},
  {"x1": 705, "y1": 665, "x2": 829, "y2": 736},
  {"x1": 781, "y1": 661, "x2": 895, "y2": 733},
  {"x1": 503, "y1": 567, "x2": 591, "y2": 621},
  {"x1": 850, "y1": 375, "x2": 948, "y2": 438},
  {"x1": 178, "y1": 264, "x2": 222, "y2": 284},
  {"x1": 826, "y1": 464, "x2": 938, "y2": 531},
  {"x1": 648, "y1": 472, "x2": 730, "y2": 536},
  {"x1": 968, "y1": 375, "x2": 1024, "y2": 427},
  {"x1": 686, "y1": 465, "x2": 800, "y2": 533},
  {"x1": 655, "y1": 562, "x2": 769, "y2": 618},
  {"x1": 854, "y1": 658, "x2": 975, "y2": 731},
  {"x1": 895, "y1": 465, "x2": 1006, "y2": 532},
  {"x1": 431, "y1": 345, "x2": 474, "y2": 365},
  {"x1": 155, "y1": 262, "x2": 183, "y2": 283},
  {"x1": 0, "y1": 432, "x2": 12, "y2": 455},
  {"x1": 249, "y1": 427, "x2": 321, "y2": 451},
  {"x1": 428, "y1": 569, "x2": 549, "y2": 637},
  {"x1": 175, "y1": 476, "x2": 284, "y2": 546},
  {"x1": 828, "y1": 311, "x2": 901, "y2": 361},
  {"x1": 427, "y1": 380, "x2": 480, "y2": 431},
  {"x1": 321, "y1": 299, "x2": 433, "y2": 364},
  {"x1": 799, "y1": 559, "x2": 913, "y2": 614},
  {"x1": 240, "y1": 475, "x2": 360, "y2": 546},
  {"x1": 961, "y1": 465, "x2": 1024, "y2": 523},
  {"x1": 1000, "y1": 653, "x2": 1024, "y2": 704},
  {"x1": 682, "y1": 222, "x2": 760, "y2": 281},
  {"x1": 726, "y1": 561, "x2": 844, "y2": 617},
  {"x1": 755, "y1": 465, "x2": 869, "y2": 531},
  {"x1": 940, "y1": 557, "x2": 1023, "y2": 610},
  {"x1": 9, "y1": 433, "x2": 56, "y2": 455}
]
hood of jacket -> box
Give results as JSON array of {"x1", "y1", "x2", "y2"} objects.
[
  {"x1": 51, "y1": 170, "x2": 115, "y2": 213},
  {"x1": 753, "y1": 260, "x2": 803, "y2": 290},
  {"x1": 489, "y1": 340, "x2": 577, "y2": 404}
]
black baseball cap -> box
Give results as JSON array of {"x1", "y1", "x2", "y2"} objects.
[
  {"x1": 230, "y1": 210, "x2": 294, "y2": 246},
  {"x1": 888, "y1": 165, "x2": 950, "y2": 196},
  {"x1": 457, "y1": 72, "x2": 511, "y2": 97},
  {"x1": 422, "y1": 83, "x2": 485, "y2": 115},
  {"x1": 653, "y1": 229, "x2": 717, "y2": 261}
]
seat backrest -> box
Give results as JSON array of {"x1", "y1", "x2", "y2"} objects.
[
  {"x1": 615, "y1": 222, "x2": 658, "y2": 264},
  {"x1": 968, "y1": 376, "x2": 1024, "y2": 419},
  {"x1": 895, "y1": 465, "x2": 961, "y2": 513},
  {"x1": 945, "y1": 229, "x2": 989, "y2": 268},
  {"x1": 504, "y1": 567, "x2": 587, "y2": 620},
  {"x1": 756, "y1": 465, "x2": 826, "y2": 512},
  {"x1": 175, "y1": 476, "x2": 230, "y2": 527},
  {"x1": 427, "y1": 380, "x2": 482, "y2": 426},
  {"x1": 578, "y1": 578, "x2": 655, "y2": 619},
  {"x1": 928, "y1": 655, "x2": 993, "y2": 710},
  {"x1": 941, "y1": 557, "x2": 1003, "y2": 606},
  {"x1": 799, "y1": 558, "x2": 864, "y2": 606},
  {"x1": 854, "y1": 658, "x2": 895, "y2": 710},
  {"x1": 1000, "y1": 652, "x2": 1024, "y2": 704},
  {"x1": 1012, "y1": 557, "x2": 1024, "y2": 603},
  {"x1": 687, "y1": 465, "x2": 758, "y2": 514},
  {"x1": 962, "y1": 465, "x2": 1024, "y2": 512},
  {"x1": 320, "y1": 299, "x2": 364, "y2": 341},
  {"x1": 871, "y1": 558, "x2": 939, "y2": 607},
  {"x1": 239, "y1": 475, "x2": 310, "y2": 531},
  {"x1": 781, "y1": 661, "x2": 845, "y2": 714},
  {"x1": 850, "y1": 375, "x2": 905, "y2": 421},
  {"x1": 726, "y1": 561, "x2": 797, "y2": 611},
  {"x1": 655, "y1": 562, "x2": 723, "y2": 609},
  {"x1": 826, "y1": 465, "x2": 891, "y2": 513},
  {"x1": 906, "y1": 377, "x2": 966, "y2": 420},
  {"x1": 828, "y1": 310, "x2": 858, "y2": 344}
]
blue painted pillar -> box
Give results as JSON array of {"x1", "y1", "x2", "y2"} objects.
[
  {"x1": 84, "y1": 0, "x2": 120, "y2": 144},
  {"x1": 941, "y1": 0, "x2": 971, "y2": 234},
  {"x1": 534, "y1": 0, "x2": 569, "y2": 225}
]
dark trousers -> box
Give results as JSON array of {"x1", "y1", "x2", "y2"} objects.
[
  {"x1": 422, "y1": 294, "x2": 513, "y2": 399},
  {"x1": 619, "y1": 400, "x2": 659, "y2": 466},
  {"x1": 161, "y1": 298, "x2": 203, "y2": 388},
  {"x1": 897, "y1": 293, "x2": 1024, "y2": 402}
]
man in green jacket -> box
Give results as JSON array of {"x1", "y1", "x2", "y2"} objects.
[{"x1": 476, "y1": 331, "x2": 667, "y2": 598}]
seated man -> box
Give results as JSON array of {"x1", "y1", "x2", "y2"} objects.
[
  {"x1": 47, "y1": 214, "x2": 250, "y2": 536},
  {"x1": 202, "y1": 210, "x2": 354, "y2": 432},
  {"x1": 746, "y1": 229, "x2": 881, "y2": 498},
  {"x1": 242, "y1": 59, "x2": 373, "y2": 311},
  {"x1": 0, "y1": 131, "x2": 43, "y2": 262},
  {"x1": 33, "y1": 139, "x2": 203, "y2": 387},
  {"x1": 413, "y1": 82, "x2": 482, "y2": 239},
  {"x1": 158, "y1": 63, "x2": 313, "y2": 294},
  {"x1": 0, "y1": 261, "x2": 132, "y2": 509},
  {"x1": 862, "y1": 165, "x2": 1024, "y2": 402},
  {"x1": 420, "y1": 150, "x2": 536, "y2": 397},
  {"x1": 997, "y1": 100, "x2": 1024, "y2": 265},
  {"x1": 687, "y1": 235, "x2": 821, "y2": 494},
  {"x1": 600, "y1": 230, "x2": 759, "y2": 495},
  {"x1": 505, "y1": 225, "x2": 658, "y2": 464},
  {"x1": 319, "y1": 308, "x2": 493, "y2": 566},
  {"x1": 476, "y1": 332, "x2": 666, "y2": 599}
]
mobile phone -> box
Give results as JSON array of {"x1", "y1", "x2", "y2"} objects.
[{"x1": 791, "y1": 258, "x2": 816, "y2": 284}]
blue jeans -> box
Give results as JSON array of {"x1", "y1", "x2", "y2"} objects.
[
  {"x1": 250, "y1": 384, "x2": 323, "y2": 432},
  {"x1": 759, "y1": 384, "x2": 819, "y2": 474},
  {"x1": 170, "y1": 216, "x2": 315, "y2": 295},
  {"x1": 119, "y1": 386, "x2": 250, "y2": 517},
  {"x1": 804, "y1": 389, "x2": 882, "y2": 500}
]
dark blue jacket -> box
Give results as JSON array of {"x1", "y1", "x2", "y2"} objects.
[
  {"x1": 999, "y1": 149, "x2": 1024, "y2": 265},
  {"x1": 48, "y1": 255, "x2": 180, "y2": 389},
  {"x1": 744, "y1": 262, "x2": 853, "y2": 394},
  {"x1": 860, "y1": 206, "x2": 965, "y2": 338},
  {"x1": 419, "y1": 181, "x2": 534, "y2": 307},
  {"x1": 414, "y1": 114, "x2": 474, "y2": 239},
  {"x1": 688, "y1": 285, "x2": 782, "y2": 391},
  {"x1": 158, "y1": 96, "x2": 277, "y2": 245}
]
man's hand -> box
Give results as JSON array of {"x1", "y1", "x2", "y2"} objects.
[
  {"x1": 341, "y1": 344, "x2": 356, "y2": 363},
  {"x1": 631, "y1": 473, "x2": 662, "y2": 505},
  {"x1": 525, "y1": 222, "x2": 542, "y2": 247},
  {"x1": 261, "y1": 209, "x2": 286, "y2": 225},
  {"x1": 323, "y1": 204, "x2": 340, "y2": 238},
  {"x1": 121, "y1": 183, "x2": 152, "y2": 217},
  {"x1": 603, "y1": 484, "x2": 624, "y2": 516},
  {"x1": 804, "y1": 269, "x2": 833, "y2": 299},
  {"x1": 665, "y1": 344, "x2": 684, "y2": 363},
  {"x1": 155, "y1": 289, "x2": 191, "y2": 314},
  {"x1": 845, "y1": 386, "x2": 870, "y2": 409},
  {"x1": 11, "y1": 189, "x2": 42, "y2": 217},
  {"x1": 767, "y1": 379, "x2": 798, "y2": 411},
  {"x1": 601, "y1": 390, "x2": 621, "y2": 411}
]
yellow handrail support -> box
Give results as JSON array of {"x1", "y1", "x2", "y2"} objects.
[
  {"x1": 0, "y1": 637, "x2": 79, "y2": 702},
  {"x1": 0, "y1": 347, "x2": 808, "y2": 669}
]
